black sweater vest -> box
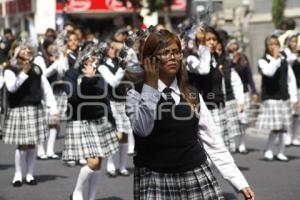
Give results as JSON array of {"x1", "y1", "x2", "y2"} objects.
[
  {"x1": 260, "y1": 54, "x2": 289, "y2": 101},
  {"x1": 6, "y1": 65, "x2": 43, "y2": 108},
  {"x1": 103, "y1": 59, "x2": 128, "y2": 102},
  {"x1": 292, "y1": 57, "x2": 300, "y2": 89},
  {"x1": 64, "y1": 67, "x2": 114, "y2": 122},
  {"x1": 133, "y1": 88, "x2": 207, "y2": 173}
]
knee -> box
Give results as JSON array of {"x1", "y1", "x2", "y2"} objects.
[
  {"x1": 87, "y1": 157, "x2": 102, "y2": 170},
  {"x1": 119, "y1": 133, "x2": 128, "y2": 143},
  {"x1": 18, "y1": 145, "x2": 35, "y2": 150}
]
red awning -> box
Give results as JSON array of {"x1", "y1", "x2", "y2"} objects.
[{"x1": 56, "y1": 0, "x2": 186, "y2": 13}]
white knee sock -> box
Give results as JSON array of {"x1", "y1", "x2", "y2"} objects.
[
  {"x1": 47, "y1": 128, "x2": 57, "y2": 156},
  {"x1": 128, "y1": 132, "x2": 135, "y2": 154},
  {"x1": 106, "y1": 155, "x2": 116, "y2": 172},
  {"x1": 119, "y1": 143, "x2": 128, "y2": 171},
  {"x1": 291, "y1": 117, "x2": 299, "y2": 141},
  {"x1": 88, "y1": 170, "x2": 102, "y2": 200},
  {"x1": 239, "y1": 133, "x2": 246, "y2": 149},
  {"x1": 26, "y1": 148, "x2": 36, "y2": 180},
  {"x1": 73, "y1": 165, "x2": 94, "y2": 200},
  {"x1": 266, "y1": 131, "x2": 277, "y2": 152},
  {"x1": 37, "y1": 143, "x2": 45, "y2": 156},
  {"x1": 278, "y1": 133, "x2": 286, "y2": 155},
  {"x1": 13, "y1": 149, "x2": 25, "y2": 182}
]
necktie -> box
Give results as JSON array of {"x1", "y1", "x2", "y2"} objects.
[{"x1": 163, "y1": 87, "x2": 175, "y2": 104}]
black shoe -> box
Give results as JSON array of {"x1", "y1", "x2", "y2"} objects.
[
  {"x1": 69, "y1": 194, "x2": 73, "y2": 200},
  {"x1": 25, "y1": 178, "x2": 37, "y2": 185},
  {"x1": 47, "y1": 154, "x2": 60, "y2": 160},
  {"x1": 12, "y1": 180, "x2": 22, "y2": 187},
  {"x1": 37, "y1": 154, "x2": 48, "y2": 160},
  {"x1": 118, "y1": 169, "x2": 130, "y2": 176},
  {"x1": 107, "y1": 170, "x2": 117, "y2": 177}
]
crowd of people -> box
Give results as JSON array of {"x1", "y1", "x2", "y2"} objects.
[{"x1": 0, "y1": 17, "x2": 299, "y2": 200}]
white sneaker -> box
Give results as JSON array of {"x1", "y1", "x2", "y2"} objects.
[
  {"x1": 291, "y1": 139, "x2": 300, "y2": 146},
  {"x1": 78, "y1": 159, "x2": 87, "y2": 165},
  {"x1": 276, "y1": 153, "x2": 289, "y2": 161},
  {"x1": 264, "y1": 150, "x2": 274, "y2": 160},
  {"x1": 65, "y1": 160, "x2": 76, "y2": 167}
]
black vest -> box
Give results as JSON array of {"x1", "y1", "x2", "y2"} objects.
[
  {"x1": 260, "y1": 54, "x2": 289, "y2": 100},
  {"x1": 64, "y1": 67, "x2": 115, "y2": 122},
  {"x1": 292, "y1": 57, "x2": 300, "y2": 89},
  {"x1": 188, "y1": 53, "x2": 225, "y2": 109},
  {"x1": 230, "y1": 55, "x2": 250, "y2": 93},
  {"x1": 103, "y1": 59, "x2": 128, "y2": 102},
  {"x1": 223, "y1": 63, "x2": 235, "y2": 101},
  {"x1": 133, "y1": 85, "x2": 207, "y2": 173},
  {"x1": 6, "y1": 65, "x2": 43, "y2": 108}
]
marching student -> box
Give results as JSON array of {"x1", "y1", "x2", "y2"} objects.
[
  {"x1": 283, "y1": 32, "x2": 300, "y2": 146},
  {"x1": 227, "y1": 39, "x2": 258, "y2": 153},
  {"x1": 126, "y1": 29, "x2": 255, "y2": 200},
  {"x1": 62, "y1": 48, "x2": 119, "y2": 200},
  {"x1": 35, "y1": 38, "x2": 69, "y2": 160},
  {"x1": 98, "y1": 39, "x2": 131, "y2": 177},
  {"x1": 187, "y1": 26, "x2": 245, "y2": 152},
  {"x1": 3, "y1": 43, "x2": 58, "y2": 187},
  {"x1": 257, "y1": 34, "x2": 298, "y2": 161}
]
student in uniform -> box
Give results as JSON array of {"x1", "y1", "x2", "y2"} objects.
[
  {"x1": 283, "y1": 32, "x2": 300, "y2": 146},
  {"x1": 98, "y1": 40, "x2": 131, "y2": 177},
  {"x1": 257, "y1": 35, "x2": 298, "y2": 161},
  {"x1": 3, "y1": 44, "x2": 58, "y2": 186},
  {"x1": 62, "y1": 48, "x2": 119, "y2": 200},
  {"x1": 227, "y1": 39, "x2": 258, "y2": 153},
  {"x1": 126, "y1": 29, "x2": 255, "y2": 200},
  {"x1": 35, "y1": 38, "x2": 69, "y2": 160},
  {"x1": 187, "y1": 27, "x2": 244, "y2": 153}
]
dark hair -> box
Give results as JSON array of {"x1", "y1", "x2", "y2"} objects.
[
  {"x1": 142, "y1": 29, "x2": 198, "y2": 108},
  {"x1": 264, "y1": 35, "x2": 280, "y2": 55},
  {"x1": 4, "y1": 28, "x2": 12, "y2": 35},
  {"x1": 205, "y1": 26, "x2": 221, "y2": 43},
  {"x1": 281, "y1": 18, "x2": 296, "y2": 30},
  {"x1": 42, "y1": 38, "x2": 54, "y2": 51}
]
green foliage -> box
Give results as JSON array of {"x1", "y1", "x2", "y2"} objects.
[{"x1": 272, "y1": 0, "x2": 286, "y2": 29}]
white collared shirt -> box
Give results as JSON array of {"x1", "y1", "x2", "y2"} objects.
[{"x1": 126, "y1": 78, "x2": 249, "y2": 191}]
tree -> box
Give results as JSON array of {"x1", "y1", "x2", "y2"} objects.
[{"x1": 272, "y1": 0, "x2": 286, "y2": 29}]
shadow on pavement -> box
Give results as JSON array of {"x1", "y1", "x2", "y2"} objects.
[
  {"x1": 237, "y1": 166, "x2": 250, "y2": 171},
  {"x1": 97, "y1": 197, "x2": 124, "y2": 200},
  {"x1": 35, "y1": 174, "x2": 68, "y2": 183},
  {"x1": 0, "y1": 164, "x2": 14, "y2": 170},
  {"x1": 223, "y1": 192, "x2": 238, "y2": 200}
]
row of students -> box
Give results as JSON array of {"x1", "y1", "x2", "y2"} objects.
[
  {"x1": 186, "y1": 26, "x2": 250, "y2": 153},
  {"x1": 257, "y1": 34, "x2": 298, "y2": 161}
]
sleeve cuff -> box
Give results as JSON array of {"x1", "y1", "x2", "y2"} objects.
[
  {"x1": 141, "y1": 84, "x2": 161, "y2": 104},
  {"x1": 18, "y1": 71, "x2": 29, "y2": 80},
  {"x1": 230, "y1": 175, "x2": 249, "y2": 191}
]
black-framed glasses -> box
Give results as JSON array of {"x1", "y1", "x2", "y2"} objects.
[{"x1": 156, "y1": 49, "x2": 182, "y2": 61}]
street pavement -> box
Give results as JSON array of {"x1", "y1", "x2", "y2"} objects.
[{"x1": 0, "y1": 128, "x2": 300, "y2": 200}]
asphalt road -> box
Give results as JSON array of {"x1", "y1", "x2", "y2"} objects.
[{"x1": 0, "y1": 128, "x2": 300, "y2": 200}]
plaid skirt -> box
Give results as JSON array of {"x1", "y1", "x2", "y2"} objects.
[
  {"x1": 110, "y1": 100, "x2": 132, "y2": 134},
  {"x1": 209, "y1": 108, "x2": 227, "y2": 147},
  {"x1": 240, "y1": 92, "x2": 252, "y2": 124},
  {"x1": 47, "y1": 92, "x2": 68, "y2": 125},
  {"x1": 3, "y1": 105, "x2": 48, "y2": 145},
  {"x1": 225, "y1": 99, "x2": 243, "y2": 138},
  {"x1": 134, "y1": 162, "x2": 224, "y2": 200},
  {"x1": 256, "y1": 99, "x2": 291, "y2": 131},
  {"x1": 62, "y1": 117, "x2": 119, "y2": 161}
]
